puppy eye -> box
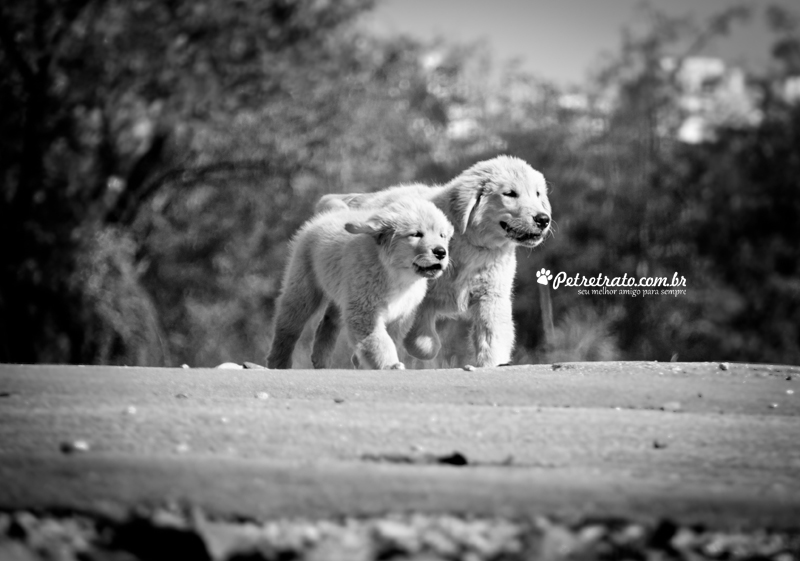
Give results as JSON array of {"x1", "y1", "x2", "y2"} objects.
[
  {"x1": 503, "y1": 191, "x2": 518, "y2": 198},
  {"x1": 410, "y1": 231, "x2": 423, "y2": 238}
]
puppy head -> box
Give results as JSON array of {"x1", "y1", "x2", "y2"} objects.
[
  {"x1": 345, "y1": 200, "x2": 454, "y2": 280},
  {"x1": 449, "y1": 156, "x2": 552, "y2": 249}
]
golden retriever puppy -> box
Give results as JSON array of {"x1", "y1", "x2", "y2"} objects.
[
  {"x1": 267, "y1": 199, "x2": 454, "y2": 370},
  {"x1": 315, "y1": 156, "x2": 551, "y2": 367}
]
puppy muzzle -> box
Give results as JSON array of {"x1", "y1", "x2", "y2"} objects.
[
  {"x1": 413, "y1": 255, "x2": 448, "y2": 279},
  {"x1": 499, "y1": 219, "x2": 549, "y2": 247}
]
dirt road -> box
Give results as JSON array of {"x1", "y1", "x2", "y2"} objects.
[{"x1": 1, "y1": 361, "x2": 798, "y2": 533}]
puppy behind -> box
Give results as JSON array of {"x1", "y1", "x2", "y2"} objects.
[{"x1": 267, "y1": 199, "x2": 454, "y2": 370}]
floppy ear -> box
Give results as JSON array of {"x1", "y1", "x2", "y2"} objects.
[
  {"x1": 450, "y1": 181, "x2": 484, "y2": 234},
  {"x1": 344, "y1": 220, "x2": 378, "y2": 235},
  {"x1": 344, "y1": 216, "x2": 395, "y2": 244}
]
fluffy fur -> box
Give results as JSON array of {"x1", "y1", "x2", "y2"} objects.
[
  {"x1": 315, "y1": 155, "x2": 551, "y2": 367},
  {"x1": 267, "y1": 199, "x2": 454, "y2": 370}
]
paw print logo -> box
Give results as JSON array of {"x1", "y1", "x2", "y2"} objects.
[{"x1": 536, "y1": 268, "x2": 553, "y2": 286}]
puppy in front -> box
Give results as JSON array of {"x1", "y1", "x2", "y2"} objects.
[{"x1": 267, "y1": 199, "x2": 454, "y2": 370}]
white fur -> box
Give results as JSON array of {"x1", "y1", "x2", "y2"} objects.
[
  {"x1": 315, "y1": 156, "x2": 551, "y2": 367},
  {"x1": 267, "y1": 199, "x2": 454, "y2": 370}
]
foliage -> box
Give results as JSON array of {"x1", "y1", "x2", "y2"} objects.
[{"x1": 1, "y1": 1, "x2": 798, "y2": 366}]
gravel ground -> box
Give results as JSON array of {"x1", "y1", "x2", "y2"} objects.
[{"x1": 1, "y1": 508, "x2": 798, "y2": 561}]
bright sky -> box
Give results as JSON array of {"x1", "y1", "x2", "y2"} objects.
[{"x1": 365, "y1": 0, "x2": 797, "y2": 86}]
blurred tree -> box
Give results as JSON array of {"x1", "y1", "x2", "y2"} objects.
[
  {"x1": 0, "y1": 0, "x2": 499, "y2": 366},
  {"x1": 0, "y1": 0, "x2": 377, "y2": 364}
]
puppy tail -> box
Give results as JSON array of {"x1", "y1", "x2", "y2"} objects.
[
  {"x1": 315, "y1": 194, "x2": 350, "y2": 214},
  {"x1": 315, "y1": 193, "x2": 367, "y2": 214}
]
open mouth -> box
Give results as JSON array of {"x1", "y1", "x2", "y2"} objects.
[
  {"x1": 500, "y1": 221, "x2": 543, "y2": 245},
  {"x1": 413, "y1": 262, "x2": 444, "y2": 278}
]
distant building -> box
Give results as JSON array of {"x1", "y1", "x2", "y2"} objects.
[
  {"x1": 555, "y1": 91, "x2": 613, "y2": 139},
  {"x1": 665, "y1": 56, "x2": 762, "y2": 143}
]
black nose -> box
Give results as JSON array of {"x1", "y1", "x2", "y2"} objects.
[
  {"x1": 432, "y1": 246, "x2": 447, "y2": 260},
  {"x1": 534, "y1": 213, "x2": 550, "y2": 229}
]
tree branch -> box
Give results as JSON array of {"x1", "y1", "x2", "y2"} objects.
[{"x1": 107, "y1": 156, "x2": 277, "y2": 226}]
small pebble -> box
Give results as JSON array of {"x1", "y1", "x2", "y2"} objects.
[
  {"x1": 60, "y1": 440, "x2": 90, "y2": 454},
  {"x1": 787, "y1": 375, "x2": 793, "y2": 381},
  {"x1": 620, "y1": 523, "x2": 647, "y2": 542},
  {"x1": 255, "y1": 392, "x2": 269, "y2": 400},
  {"x1": 769, "y1": 403, "x2": 779, "y2": 409},
  {"x1": 653, "y1": 440, "x2": 668, "y2": 449},
  {"x1": 175, "y1": 393, "x2": 189, "y2": 399},
  {"x1": 719, "y1": 362, "x2": 730, "y2": 371},
  {"x1": 333, "y1": 397, "x2": 345, "y2": 404},
  {"x1": 374, "y1": 519, "x2": 419, "y2": 553},
  {"x1": 463, "y1": 365, "x2": 476, "y2": 372},
  {"x1": 578, "y1": 524, "x2": 606, "y2": 544},
  {"x1": 181, "y1": 364, "x2": 190, "y2": 369}
]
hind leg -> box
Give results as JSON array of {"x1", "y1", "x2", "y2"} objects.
[
  {"x1": 267, "y1": 260, "x2": 325, "y2": 369},
  {"x1": 439, "y1": 317, "x2": 474, "y2": 367},
  {"x1": 311, "y1": 302, "x2": 341, "y2": 369},
  {"x1": 403, "y1": 305, "x2": 441, "y2": 361}
]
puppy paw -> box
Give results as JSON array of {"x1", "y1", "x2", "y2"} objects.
[
  {"x1": 404, "y1": 334, "x2": 440, "y2": 361},
  {"x1": 389, "y1": 362, "x2": 406, "y2": 370}
]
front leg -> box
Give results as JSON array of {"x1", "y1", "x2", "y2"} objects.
[
  {"x1": 470, "y1": 291, "x2": 515, "y2": 367},
  {"x1": 348, "y1": 316, "x2": 404, "y2": 370},
  {"x1": 438, "y1": 317, "x2": 474, "y2": 367}
]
